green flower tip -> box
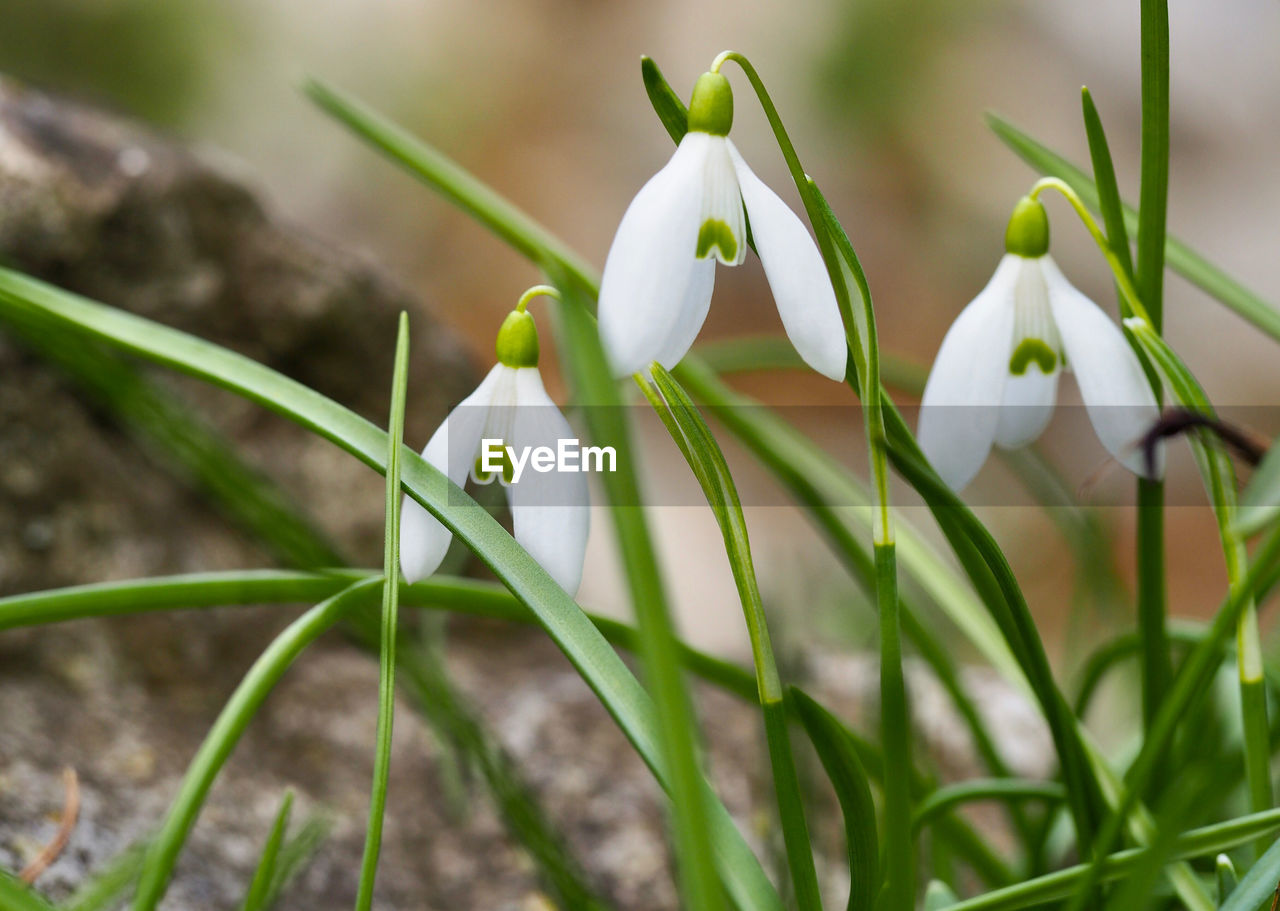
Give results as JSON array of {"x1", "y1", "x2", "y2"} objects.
[
  {"x1": 687, "y1": 71, "x2": 733, "y2": 136},
  {"x1": 495, "y1": 309, "x2": 539, "y2": 368},
  {"x1": 1004, "y1": 195, "x2": 1049, "y2": 257}
]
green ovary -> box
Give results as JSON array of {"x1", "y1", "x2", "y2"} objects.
[
  {"x1": 1008, "y1": 338, "x2": 1058, "y2": 375},
  {"x1": 696, "y1": 219, "x2": 737, "y2": 261}
]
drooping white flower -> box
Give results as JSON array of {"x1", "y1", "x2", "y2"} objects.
[
  {"x1": 918, "y1": 196, "x2": 1162, "y2": 491},
  {"x1": 597, "y1": 71, "x2": 846, "y2": 381},
  {"x1": 400, "y1": 306, "x2": 589, "y2": 594}
]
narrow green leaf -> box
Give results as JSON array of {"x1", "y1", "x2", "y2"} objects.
[
  {"x1": 1080, "y1": 87, "x2": 1134, "y2": 281},
  {"x1": 354, "y1": 312, "x2": 410, "y2": 910},
  {"x1": 264, "y1": 813, "x2": 331, "y2": 907},
  {"x1": 986, "y1": 112, "x2": 1280, "y2": 343},
  {"x1": 640, "y1": 55, "x2": 689, "y2": 144},
  {"x1": 241, "y1": 791, "x2": 294, "y2": 911},
  {"x1": 791, "y1": 689, "x2": 878, "y2": 911},
  {"x1": 911, "y1": 780, "x2": 1065, "y2": 836},
  {"x1": 644, "y1": 365, "x2": 820, "y2": 910}
]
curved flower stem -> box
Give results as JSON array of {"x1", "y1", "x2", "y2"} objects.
[
  {"x1": 1028, "y1": 178, "x2": 1153, "y2": 326},
  {"x1": 712, "y1": 49, "x2": 908, "y2": 908},
  {"x1": 515, "y1": 284, "x2": 561, "y2": 313}
]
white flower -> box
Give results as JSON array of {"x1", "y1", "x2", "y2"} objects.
[
  {"x1": 918, "y1": 198, "x2": 1161, "y2": 490},
  {"x1": 918, "y1": 254, "x2": 1162, "y2": 490},
  {"x1": 400, "y1": 310, "x2": 589, "y2": 595},
  {"x1": 597, "y1": 71, "x2": 846, "y2": 381}
]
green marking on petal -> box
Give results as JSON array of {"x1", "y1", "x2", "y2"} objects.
[
  {"x1": 474, "y1": 443, "x2": 515, "y2": 485},
  {"x1": 1009, "y1": 338, "x2": 1058, "y2": 375},
  {"x1": 696, "y1": 219, "x2": 738, "y2": 261}
]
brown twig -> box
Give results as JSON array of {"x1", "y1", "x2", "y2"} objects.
[{"x1": 19, "y1": 767, "x2": 79, "y2": 884}]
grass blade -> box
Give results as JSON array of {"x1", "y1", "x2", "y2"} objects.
[
  {"x1": 241, "y1": 791, "x2": 294, "y2": 911},
  {"x1": 264, "y1": 813, "x2": 331, "y2": 907},
  {"x1": 791, "y1": 689, "x2": 879, "y2": 911},
  {"x1": 910, "y1": 781, "x2": 1065, "y2": 837},
  {"x1": 353, "y1": 312, "x2": 410, "y2": 910},
  {"x1": 643, "y1": 365, "x2": 821, "y2": 910}
]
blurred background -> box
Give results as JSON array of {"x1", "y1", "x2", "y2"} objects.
[{"x1": 3, "y1": 0, "x2": 1278, "y2": 669}]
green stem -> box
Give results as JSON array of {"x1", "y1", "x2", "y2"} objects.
[
  {"x1": 877, "y1": 542, "x2": 913, "y2": 910},
  {"x1": 1136, "y1": 478, "x2": 1169, "y2": 751},
  {"x1": 1136, "y1": 0, "x2": 1173, "y2": 788},
  {"x1": 1138, "y1": 0, "x2": 1170, "y2": 335}
]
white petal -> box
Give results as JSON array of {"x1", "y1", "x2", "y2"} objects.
[
  {"x1": 598, "y1": 134, "x2": 710, "y2": 377},
  {"x1": 698, "y1": 136, "x2": 747, "y2": 265},
  {"x1": 728, "y1": 141, "x2": 847, "y2": 381},
  {"x1": 653, "y1": 258, "x2": 715, "y2": 369},
  {"x1": 505, "y1": 369, "x2": 590, "y2": 595},
  {"x1": 994, "y1": 366, "x2": 1060, "y2": 449},
  {"x1": 918, "y1": 255, "x2": 1020, "y2": 490},
  {"x1": 399, "y1": 365, "x2": 504, "y2": 583},
  {"x1": 1041, "y1": 256, "x2": 1162, "y2": 478}
]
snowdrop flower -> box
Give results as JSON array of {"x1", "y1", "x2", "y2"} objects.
[
  {"x1": 597, "y1": 70, "x2": 846, "y2": 380},
  {"x1": 400, "y1": 292, "x2": 589, "y2": 594},
  {"x1": 918, "y1": 196, "x2": 1161, "y2": 491}
]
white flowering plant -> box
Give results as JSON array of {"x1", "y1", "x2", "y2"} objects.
[{"x1": 3, "y1": 8, "x2": 1280, "y2": 911}]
